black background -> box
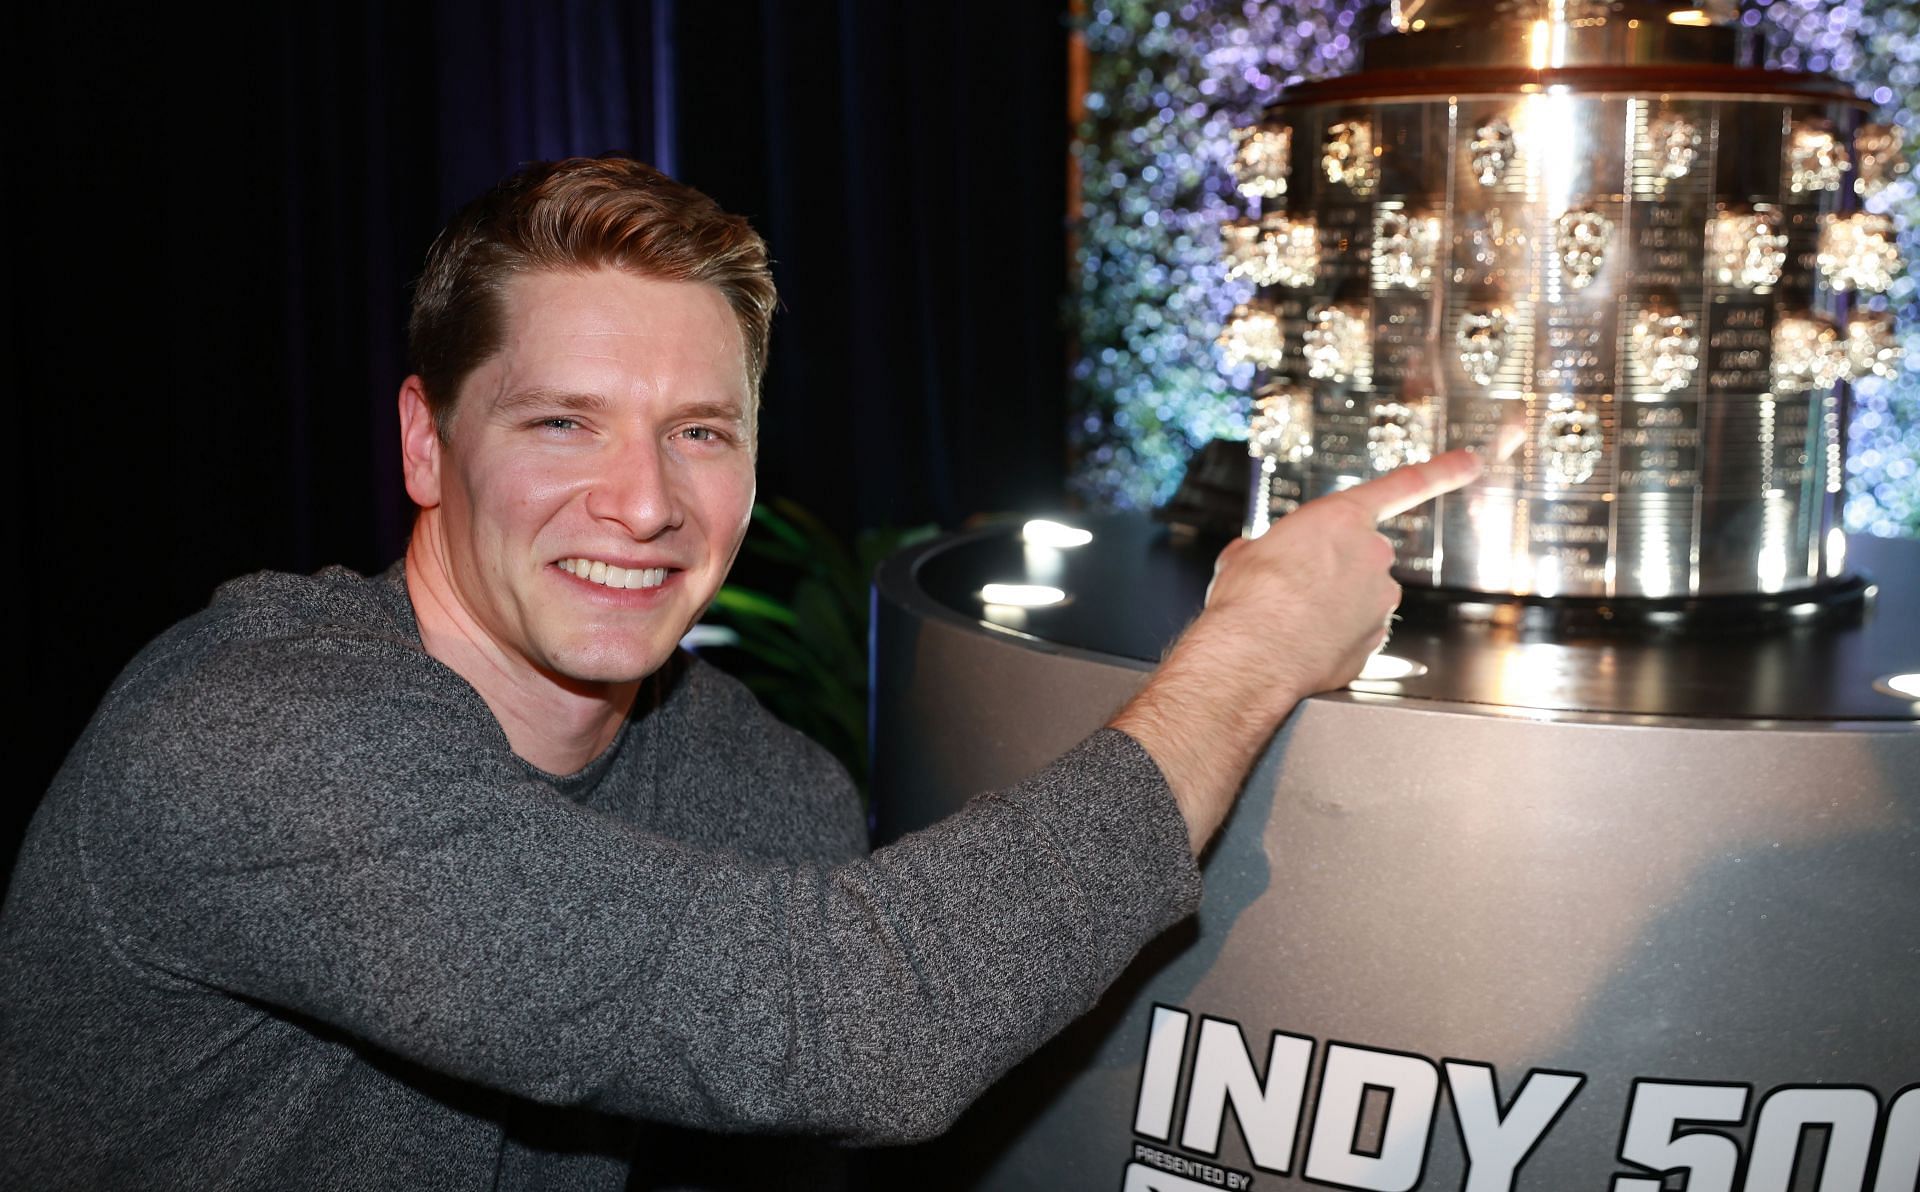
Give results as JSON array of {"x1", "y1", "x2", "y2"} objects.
[{"x1": 7, "y1": 1, "x2": 1077, "y2": 878}]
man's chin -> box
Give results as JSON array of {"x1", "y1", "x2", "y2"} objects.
[{"x1": 540, "y1": 643, "x2": 677, "y2": 692}]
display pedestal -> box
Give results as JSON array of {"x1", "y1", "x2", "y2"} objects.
[{"x1": 869, "y1": 517, "x2": 1919, "y2": 1191}]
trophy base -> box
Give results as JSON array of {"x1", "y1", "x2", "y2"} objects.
[{"x1": 1395, "y1": 572, "x2": 1875, "y2": 636}]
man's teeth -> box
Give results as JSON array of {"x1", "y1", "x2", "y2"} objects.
[{"x1": 557, "y1": 559, "x2": 669, "y2": 590}]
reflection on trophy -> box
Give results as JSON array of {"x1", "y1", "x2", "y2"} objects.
[{"x1": 1226, "y1": 0, "x2": 1908, "y2": 601}]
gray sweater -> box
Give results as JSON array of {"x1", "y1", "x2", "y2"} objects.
[{"x1": 1, "y1": 564, "x2": 1201, "y2": 1189}]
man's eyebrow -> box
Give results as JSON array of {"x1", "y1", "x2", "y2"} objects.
[
  {"x1": 671, "y1": 399, "x2": 749, "y2": 423},
  {"x1": 491, "y1": 389, "x2": 748, "y2": 424},
  {"x1": 492, "y1": 388, "x2": 613, "y2": 418}
]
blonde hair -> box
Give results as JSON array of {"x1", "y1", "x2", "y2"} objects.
[{"x1": 408, "y1": 156, "x2": 776, "y2": 435}]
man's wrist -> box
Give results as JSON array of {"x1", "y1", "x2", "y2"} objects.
[{"x1": 1109, "y1": 628, "x2": 1308, "y2": 853}]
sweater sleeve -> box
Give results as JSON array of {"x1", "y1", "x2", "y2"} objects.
[{"x1": 79, "y1": 631, "x2": 1200, "y2": 1145}]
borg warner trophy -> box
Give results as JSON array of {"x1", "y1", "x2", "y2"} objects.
[{"x1": 1220, "y1": 0, "x2": 1907, "y2": 603}]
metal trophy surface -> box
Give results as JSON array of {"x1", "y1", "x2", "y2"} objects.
[{"x1": 1222, "y1": 0, "x2": 1907, "y2": 600}]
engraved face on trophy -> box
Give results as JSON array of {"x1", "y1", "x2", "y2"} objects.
[
  {"x1": 1787, "y1": 119, "x2": 1850, "y2": 194},
  {"x1": 1323, "y1": 119, "x2": 1377, "y2": 193},
  {"x1": 1772, "y1": 314, "x2": 1847, "y2": 394},
  {"x1": 1231, "y1": 124, "x2": 1292, "y2": 200},
  {"x1": 1818, "y1": 213, "x2": 1901, "y2": 294},
  {"x1": 1303, "y1": 303, "x2": 1370, "y2": 383},
  {"x1": 1469, "y1": 117, "x2": 1516, "y2": 187},
  {"x1": 1645, "y1": 112, "x2": 1702, "y2": 182},
  {"x1": 1541, "y1": 403, "x2": 1604, "y2": 488},
  {"x1": 1376, "y1": 207, "x2": 1442, "y2": 289},
  {"x1": 1852, "y1": 123, "x2": 1910, "y2": 198},
  {"x1": 1706, "y1": 206, "x2": 1788, "y2": 291},
  {"x1": 1367, "y1": 401, "x2": 1433, "y2": 473},
  {"x1": 1554, "y1": 208, "x2": 1614, "y2": 291},
  {"x1": 1223, "y1": 213, "x2": 1321, "y2": 288},
  {"x1": 1846, "y1": 313, "x2": 1902, "y2": 381},
  {"x1": 1264, "y1": 213, "x2": 1321, "y2": 288},
  {"x1": 1217, "y1": 303, "x2": 1287, "y2": 371},
  {"x1": 1221, "y1": 217, "x2": 1269, "y2": 284},
  {"x1": 1249, "y1": 384, "x2": 1314, "y2": 465},
  {"x1": 1629, "y1": 304, "x2": 1702, "y2": 394},
  {"x1": 1456, "y1": 308, "x2": 1512, "y2": 387}
]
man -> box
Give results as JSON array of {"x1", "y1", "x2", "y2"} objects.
[{"x1": 0, "y1": 157, "x2": 1477, "y2": 1188}]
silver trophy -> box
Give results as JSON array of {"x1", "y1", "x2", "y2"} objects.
[{"x1": 1229, "y1": 0, "x2": 1907, "y2": 599}]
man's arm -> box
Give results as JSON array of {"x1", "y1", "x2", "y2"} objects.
[
  {"x1": 1111, "y1": 449, "x2": 1482, "y2": 852},
  {"x1": 66, "y1": 454, "x2": 1472, "y2": 1147},
  {"x1": 75, "y1": 632, "x2": 1195, "y2": 1147}
]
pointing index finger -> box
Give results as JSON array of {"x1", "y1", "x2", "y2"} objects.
[{"x1": 1335, "y1": 449, "x2": 1483, "y2": 523}]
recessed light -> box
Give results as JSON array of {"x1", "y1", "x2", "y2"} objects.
[
  {"x1": 1874, "y1": 673, "x2": 1920, "y2": 701},
  {"x1": 1022, "y1": 520, "x2": 1093, "y2": 548},
  {"x1": 980, "y1": 583, "x2": 1067, "y2": 608},
  {"x1": 1356, "y1": 653, "x2": 1428, "y2": 683}
]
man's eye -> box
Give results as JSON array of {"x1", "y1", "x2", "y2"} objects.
[
  {"x1": 681, "y1": 426, "x2": 719, "y2": 442},
  {"x1": 536, "y1": 417, "x2": 579, "y2": 432}
]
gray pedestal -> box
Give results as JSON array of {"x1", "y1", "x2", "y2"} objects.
[{"x1": 869, "y1": 519, "x2": 1919, "y2": 1191}]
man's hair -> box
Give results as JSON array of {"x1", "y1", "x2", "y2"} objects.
[{"x1": 408, "y1": 156, "x2": 775, "y2": 436}]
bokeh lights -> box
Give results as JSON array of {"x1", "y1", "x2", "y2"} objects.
[{"x1": 1070, "y1": 0, "x2": 1920, "y2": 538}]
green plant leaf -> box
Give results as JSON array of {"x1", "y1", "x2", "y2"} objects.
[
  {"x1": 791, "y1": 579, "x2": 859, "y2": 676},
  {"x1": 749, "y1": 501, "x2": 811, "y2": 554},
  {"x1": 698, "y1": 497, "x2": 942, "y2": 799},
  {"x1": 710, "y1": 586, "x2": 799, "y2": 627},
  {"x1": 771, "y1": 496, "x2": 857, "y2": 580}
]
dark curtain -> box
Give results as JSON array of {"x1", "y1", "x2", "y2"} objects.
[
  {"x1": 7, "y1": 3, "x2": 1071, "y2": 874},
  {"x1": 674, "y1": 2, "x2": 1074, "y2": 535}
]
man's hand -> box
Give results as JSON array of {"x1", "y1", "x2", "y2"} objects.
[{"x1": 1110, "y1": 449, "x2": 1482, "y2": 853}]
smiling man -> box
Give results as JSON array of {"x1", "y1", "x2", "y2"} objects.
[
  {"x1": 400, "y1": 265, "x2": 759, "y2": 774},
  {"x1": 0, "y1": 157, "x2": 1477, "y2": 1189}
]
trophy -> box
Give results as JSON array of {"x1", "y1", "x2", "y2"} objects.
[{"x1": 1222, "y1": 0, "x2": 1907, "y2": 602}]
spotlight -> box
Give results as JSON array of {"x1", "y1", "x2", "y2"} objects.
[
  {"x1": 1874, "y1": 673, "x2": 1920, "y2": 701},
  {"x1": 1355, "y1": 654, "x2": 1429, "y2": 683},
  {"x1": 1022, "y1": 520, "x2": 1094, "y2": 548},
  {"x1": 980, "y1": 584, "x2": 1067, "y2": 608}
]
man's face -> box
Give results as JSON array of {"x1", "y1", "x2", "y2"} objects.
[{"x1": 410, "y1": 268, "x2": 755, "y2": 687}]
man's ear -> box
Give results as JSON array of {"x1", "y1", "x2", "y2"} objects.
[{"x1": 399, "y1": 376, "x2": 443, "y2": 510}]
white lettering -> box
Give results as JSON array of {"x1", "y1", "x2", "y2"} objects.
[
  {"x1": 1179, "y1": 1018, "x2": 1312, "y2": 1174},
  {"x1": 1613, "y1": 1080, "x2": 1749, "y2": 1192},
  {"x1": 1122, "y1": 1160, "x2": 1215, "y2": 1192},
  {"x1": 1871, "y1": 1086, "x2": 1920, "y2": 1192},
  {"x1": 1134, "y1": 1005, "x2": 1191, "y2": 1142},
  {"x1": 1304, "y1": 1043, "x2": 1441, "y2": 1191},
  {"x1": 1744, "y1": 1086, "x2": 1876, "y2": 1192},
  {"x1": 1445, "y1": 1061, "x2": 1586, "y2": 1192}
]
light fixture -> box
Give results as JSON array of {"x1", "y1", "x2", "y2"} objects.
[
  {"x1": 980, "y1": 583, "x2": 1067, "y2": 608},
  {"x1": 1355, "y1": 653, "x2": 1429, "y2": 683},
  {"x1": 1022, "y1": 520, "x2": 1094, "y2": 548},
  {"x1": 1874, "y1": 673, "x2": 1920, "y2": 701}
]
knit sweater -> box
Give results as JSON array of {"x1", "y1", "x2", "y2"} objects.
[{"x1": 1, "y1": 563, "x2": 1201, "y2": 1189}]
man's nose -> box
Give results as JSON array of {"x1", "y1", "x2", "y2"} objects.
[{"x1": 584, "y1": 438, "x2": 683, "y2": 539}]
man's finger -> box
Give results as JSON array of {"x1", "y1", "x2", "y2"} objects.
[{"x1": 1337, "y1": 449, "x2": 1482, "y2": 523}]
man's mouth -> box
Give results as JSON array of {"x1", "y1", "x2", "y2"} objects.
[{"x1": 555, "y1": 558, "x2": 672, "y2": 590}]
